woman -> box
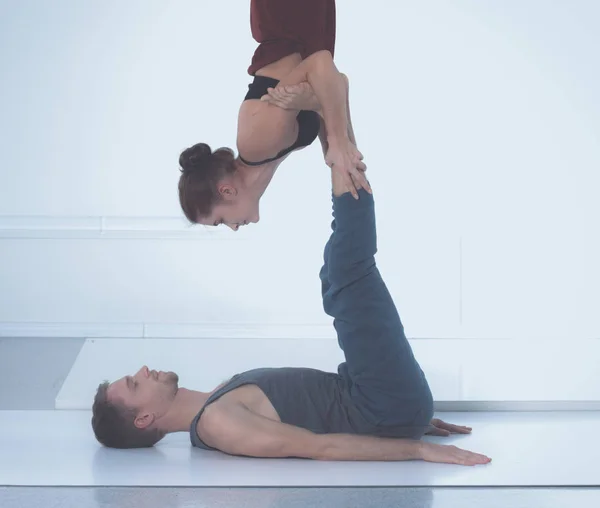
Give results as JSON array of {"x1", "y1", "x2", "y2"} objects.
[{"x1": 177, "y1": 0, "x2": 370, "y2": 230}]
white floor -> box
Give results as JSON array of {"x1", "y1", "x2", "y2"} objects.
[
  {"x1": 2, "y1": 487, "x2": 600, "y2": 508},
  {"x1": 1, "y1": 410, "x2": 599, "y2": 487}
]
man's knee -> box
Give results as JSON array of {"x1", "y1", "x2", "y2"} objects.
[
  {"x1": 357, "y1": 384, "x2": 434, "y2": 431},
  {"x1": 321, "y1": 278, "x2": 363, "y2": 317},
  {"x1": 326, "y1": 259, "x2": 377, "y2": 294}
]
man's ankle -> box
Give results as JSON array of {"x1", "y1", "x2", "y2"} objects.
[{"x1": 331, "y1": 170, "x2": 349, "y2": 197}]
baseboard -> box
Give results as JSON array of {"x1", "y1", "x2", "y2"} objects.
[
  {"x1": 0, "y1": 322, "x2": 337, "y2": 339},
  {"x1": 0, "y1": 215, "x2": 246, "y2": 240},
  {"x1": 0, "y1": 322, "x2": 144, "y2": 338},
  {"x1": 51, "y1": 402, "x2": 600, "y2": 411},
  {"x1": 1, "y1": 321, "x2": 598, "y2": 340},
  {"x1": 433, "y1": 401, "x2": 600, "y2": 411}
]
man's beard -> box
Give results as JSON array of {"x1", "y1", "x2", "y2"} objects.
[{"x1": 164, "y1": 371, "x2": 179, "y2": 387}]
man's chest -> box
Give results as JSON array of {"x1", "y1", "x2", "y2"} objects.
[{"x1": 219, "y1": 383, "x2": 281, "y2": 422}]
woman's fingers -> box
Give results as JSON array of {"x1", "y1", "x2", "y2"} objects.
[
  {"x1": 351, "y1": 167, "x2": 372, "y2": 194},
  {"x1": 346, "y1": 174, "x2": 359, "y2": 199}
]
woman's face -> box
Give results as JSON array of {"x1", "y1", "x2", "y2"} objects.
[{"x1": 199, "y1": 186, "x2": 260, "y2": 231}]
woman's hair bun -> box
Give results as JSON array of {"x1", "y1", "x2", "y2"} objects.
[{"x1": 179, "y1": 143, "x2": 212, "y2": 174}]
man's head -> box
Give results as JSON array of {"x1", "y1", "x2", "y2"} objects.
[
  {"x1": 91, "y1": 366, "x2": 179, "y2": 449},
  {"x1": 178, "y1": 142, "x2": 260, "y2": 230}
]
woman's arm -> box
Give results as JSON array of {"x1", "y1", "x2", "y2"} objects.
[
  {"x1": 238, "y1": 50, "x2": 347, "y2": 163},
  {"x1": 340, "y1": 74, "x2": 358, "y2": 147},
  {"x1": 274, "y1": 50, "x2": 349, "y2": 144},
  {"x1": 264, "y1": 74, "x2": 357, "y2": 155},
  {"x1": 318, "y1": 74, "x2": 355, "y2": 157},
  {"x1": 275, "y1": 54, "x2": 369, "y2": 196}
]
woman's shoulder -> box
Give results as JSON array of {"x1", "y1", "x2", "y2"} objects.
[{"x1": 236, "y1": 100, "x2": 299, "y2": 162}]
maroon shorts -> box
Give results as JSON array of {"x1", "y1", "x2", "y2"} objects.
[{"x1": 247, "y1": 0, "x2": 336, "y2": 76}]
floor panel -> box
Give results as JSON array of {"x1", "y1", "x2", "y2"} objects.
[
  {"x1": 0, "y1": 337, "x2": 84, "y2": 409},
  {"x1": 1, "y1": 487, "x2": 599, "y2": 508},
  {"x1": 1, "y1": 410, "x2": 599, "y2": 487}
]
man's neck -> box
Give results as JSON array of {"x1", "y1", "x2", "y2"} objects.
[{"x1": 159, "y1": 388, "x2": 211, "y2": 433}]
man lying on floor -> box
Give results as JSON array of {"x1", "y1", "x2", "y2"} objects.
[{"x1": 91, "y1": 170, "x2": 491, "y2": 467}]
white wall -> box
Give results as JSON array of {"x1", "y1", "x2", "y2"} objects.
[
  {"x1": 1, "y1": 0, "x2": 599, "y2": 345},
  {"x1": 57, "y1": 338, "x2": 600, "y2": 409}
]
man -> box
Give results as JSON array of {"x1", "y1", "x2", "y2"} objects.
[{"x1": 92, "y1": 168, "x2": 491, "y2": 467}]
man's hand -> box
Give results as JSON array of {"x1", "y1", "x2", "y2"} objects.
[
  {"x1": 326, "y1": 137, "x2": 371, "y2": 199},
  {"x1": 425, "y1": 418, "x2": 473, "y2": 437},
  {"x1": 261, "y1": 82, "x2": 322, "y2": 112},
  {"x1": 420, "y1": 442, "x2": 492, "y2": 466}
]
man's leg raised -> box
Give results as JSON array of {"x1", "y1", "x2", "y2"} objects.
[{"x1": 320, "y1": 171, "x2": 433, "y2": 435}]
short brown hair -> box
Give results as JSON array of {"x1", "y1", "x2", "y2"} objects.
[
  {"x1": 91, "y1": 381, "x2": 164, "y2": 449},
  {"x1": 178, "y1": 143, "x2": 236, "y2": 223}
]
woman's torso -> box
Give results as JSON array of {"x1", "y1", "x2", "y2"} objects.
[
  {"x1": 237, "y1": 53, "x2": 313, "y2": 167},
  {"x1": 255, "y1": 53, "x2": 303, "y2": 80}
]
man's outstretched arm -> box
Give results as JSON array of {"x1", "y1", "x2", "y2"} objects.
[{"x1": 198, "y1": 402, "x2": 491, "y2": 465}]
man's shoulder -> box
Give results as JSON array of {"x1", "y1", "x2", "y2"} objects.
[
  {"x1": 195, "y1": 400, "x2": 244, "y2": 447},
  {"x1": 195, "y1": 398, "x2": 323, "y2": 459}
]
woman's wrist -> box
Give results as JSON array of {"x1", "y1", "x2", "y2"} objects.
[{"x1": 327, "y1": 133, "x2": 351, "y2": 146}]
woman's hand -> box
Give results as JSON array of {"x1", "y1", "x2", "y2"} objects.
[
  {"x1": 420, "y1": 442, "x2": 492, "y2": 466},
  {"x1": 261, "y1": 75, "x2": 369, "y2": 198},
  {"x1": 260, "y1": 82, "x2": 322, "y2": 112},
  {"x1": 425, "y1": 418, "x2": 473, "y2": 437},
  {"x1": 326, "y1": 137, "x2": 371, "y2": 199}
]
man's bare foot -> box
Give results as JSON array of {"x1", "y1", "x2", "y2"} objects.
[{"x1": 261, "y1": 82, "x2": 322, "y2": 112}]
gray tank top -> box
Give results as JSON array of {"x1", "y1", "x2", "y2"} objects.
[{"x1": 189, "y1": 367, "x2": 368, "y2": 450}]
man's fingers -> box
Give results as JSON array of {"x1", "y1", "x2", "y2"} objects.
[
  {"x1": 428, "y1": 427, "x2": 451, "y2": 437},
  {"x1": 434, "y1": 419, "x2": 473, "y2": 434},
  {"x1": 451, "y1": 426, "x2": 473, "y2": 434},
  {"x1": 456, "y1": 448, "x2": 491, "y2": 466}
]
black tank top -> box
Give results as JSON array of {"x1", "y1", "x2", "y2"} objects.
[
  {"x1": 238, "y1": 75, "x2": 321, "y2": 166},
  {"x1": 189, "y1": 367, "x2": 371, "y2": 450}
]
